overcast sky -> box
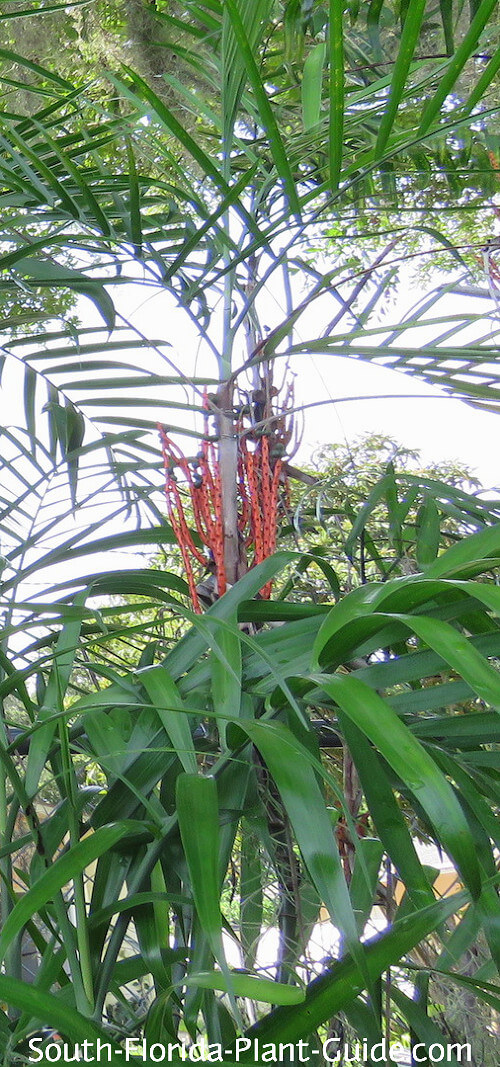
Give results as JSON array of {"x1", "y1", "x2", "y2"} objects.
[{"x1": 120, "y1": 268, "x2": 500, "y2": 492}]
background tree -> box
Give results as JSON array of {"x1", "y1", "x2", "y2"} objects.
[{"x1": 283, "y1": 433, "x2": 498, "y2": 592}]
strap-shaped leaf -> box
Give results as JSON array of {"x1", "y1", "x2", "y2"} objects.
[
  {"x1": 11, "y1": 256, "x2": 115, "y2": 330},
  {"x1": 0, "y1": 822, "x2": 143, "y2": 962},
  {"x1": 25, "y1": 588, "x2": 87, "y2": 798},
  {"x1": 185, "y1": 970, "x2": 304, "y2": 1005},
  {"x1": 375, "y1": 0, "x2": 426, "y2": 157},
  {"x1": 419, "y1": 0, "x2": 499, "y2": 135},
  {"x1": 318, "y1": 673, "x2": 482, "y2": 900},
  {"x1": 339, "y1": 715, "x2": 434, "y2": 909},
  {"x1": 222, "y1": 0, "x2": 272, "y2": 148},
  {"x1": 176, "y1": 773, "x2": 224, "y2": 962},
  {"x1": 231, "y1": 888, "x2": 470, "y2": 1048},
  {"x1": 232, "y1": 719, "x2": 369, "y2": 991},
  {"x1": 210, "y1": 614, "x2": 242, "y2": 746},
  {"x1": 139, "y1": 665, "x2": 197, "y2": 774},
  {"x1": 0, "y1": 976, "x2": 123, "y2": 1059},
  {"x1": 302, "y1": 42, "x2": 326, "y2": 131},
  {"x1": 328, "y1": 0, "x2": 344, "y2": 188},
  {"x1": 223, "y1": 0, "x2": 301, "y2": 216}
]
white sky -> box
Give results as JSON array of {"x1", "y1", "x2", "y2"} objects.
[
  {"x1": 5, "y1": 245, "x2": 498, "y2": 494},
  {"x1": 2, "y1": 258, "x2": 500, "y2": 617},
  {"x1": 119, "y1": 270, "x2": 500, "y2": 492}
]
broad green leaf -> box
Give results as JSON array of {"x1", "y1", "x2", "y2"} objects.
[
  {"x1": 390, "y1": 985, "x2": 465, "y2": 1065},
  {"x1": 366, "y1": 0, "x2": 384, "y2": 60},
  {"x1": 425, "y1": 523, "x2": 500, "y2": 577},
  {"x1": 210, "y1": 614, "x2": 242, "y2": 746},
  {"x1": 164, "y1": 553, "x2": 295, "y2": 678},
  {"x1": 111, "y1": 950, "x2": 187, "y2": 989},
  {"x1": 348, "y1": 837, "x2": 384, "y2": 934},
  {"x1": 90, "y1": 734, "x2": 178, "y2": 828},
  {"x1": 302, "y1": 42, "x2": 326, "y2": 130},
  {"x1": 139, "y1": 665, "x2": 197, "y2": 773},
  {"x1": 404, "y1": 613, "x2": 500, "y2": 711},
  {"x1": 418, "y1": 0, "x2": 499, "y2": 135},
  {"x1": 433, "y1": 751, "x2": 500, "y2": 972},
  {"x1": 312, "y1": 572, "x2": 500, "y2": 670},
  {"x1": 223, "y1": 0, "x2": 301, "y2": 216},
  {"x1": 0, "y1": 822, "x2": 142, "y2": 962},
  {"x1": 344, "y1": 472, "x2": 396, "y2": 560},
  {"x1": 176, "y1": 774, "x2": 224, "y2": 962},
  {"x1": 230, "y1": 888, "x2": 470, "y2": 1049},
  {"x1": 339, "y1": 715, "x2": 434, "y2": 909},
  {"x1": 25, "y1": 589, "x2": 87, "y2": 798},
  {"x1": 319, "y1": 674, "x2": 482, "y2": 900},
  {"x1": 328, "y1": 0, "x2": 344, "y2": 188},
  {"x1": 0, "y1": 977, "x2": 123, "y2": 1060},
  {"x1": 89, "y1": 892, "x2": 189, "y2": 929},
  {"x1": 232, "y1": 720, "x2": 367, "y2": 985},
  {"x1": 240, "y1": 820, "x2": 263, "y2": 970},
  {"x1": 383, "y1": 461, "x2": 402, "y2": 553},
  {"x1": 416, "y1": 495, "x2": 441, "y2": 567},
  {"x1": 185, "y1": 971, "x2": 305, "y2": 1005},
  {"x1": 439, "y1": 0, "x2": 454, "y2": 55},
  {"x1": 465, "y1": 46, "x2": 500, "y2": 113},
  {"x1": 11, "y1": 257, "x2": 115, "y2": 330},
  {"x1": 435, "y1": 902, "x2": 480, "y2": 972},
  {"x1": 375, "y1": 0, "x2": 426, "y2": 156},
  {"x1": 144, "y1": 986, "x2": 181, "y2": 1046}
]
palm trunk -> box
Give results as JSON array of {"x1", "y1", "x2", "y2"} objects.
[{"x1": 216, "y1": 380, "x2": 245, "y2": 587}]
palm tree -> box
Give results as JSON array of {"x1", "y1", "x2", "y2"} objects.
[{"x1": 0, "y1": 1, "x2": 499, "y2": 1061}]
